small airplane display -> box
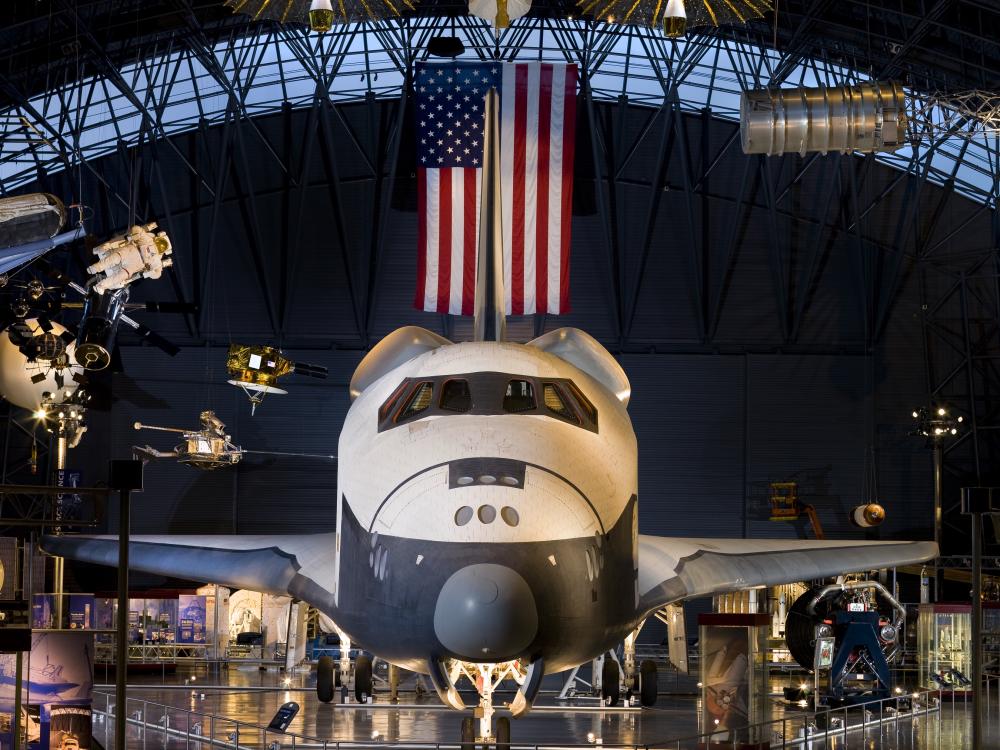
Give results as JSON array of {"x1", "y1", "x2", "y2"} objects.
[{"x1": 132, "y1": 410, "x2": 335, "y2": 470}]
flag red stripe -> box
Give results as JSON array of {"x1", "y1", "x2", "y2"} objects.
[
  {"x1": 511, "y1": 65, "x2": 528, "y2": 316},
  {"x1": 437, "y1": 168, "x2": 452, "y2": 312},
  {"x1": 415, "y1": 168, "x2": 427, "y2": 309},
  {"x1": 535, "y1": 64, "x2": 553, "y2": 314},
  {"x1": 462, "y1": 168, "x2": 477, "y2": 315},
  {"x1": 559, "y1": 66, "x2": 577, "y2": 313}
]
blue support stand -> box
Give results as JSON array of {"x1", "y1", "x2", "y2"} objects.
[{"x1": 826, "y1": 610, "x2": 891, "y2": 706}]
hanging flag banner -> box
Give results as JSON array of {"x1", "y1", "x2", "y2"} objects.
[{"x1": 414, "y1": 61, "x2": 577, "y2": 316}]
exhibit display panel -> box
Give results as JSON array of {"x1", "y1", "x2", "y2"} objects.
[{"x1": 699, "y1": 613, "x2": 769, "y2": 746}]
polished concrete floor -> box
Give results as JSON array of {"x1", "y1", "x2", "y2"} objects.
[{"x1": 89, "y1": 663, "x2": 997, "y2": 749}]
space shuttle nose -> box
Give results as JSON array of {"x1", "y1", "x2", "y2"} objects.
[{"x1": 433, "y1": 564, "x2": 538, "y2": 660}]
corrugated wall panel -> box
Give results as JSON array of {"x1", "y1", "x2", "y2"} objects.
[{"x1": 622, "y1": 354, "x2": 745, "y2": 537}]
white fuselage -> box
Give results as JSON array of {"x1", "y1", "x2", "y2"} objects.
[{"x1": 330, "y1": 340, "x2": 640, "y2": 671}]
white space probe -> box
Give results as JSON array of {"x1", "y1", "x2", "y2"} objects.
[{"x1": 43, "y1": 92, "x2": 936, "y2": 742}]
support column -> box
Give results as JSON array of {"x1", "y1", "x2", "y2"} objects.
[
  {"x1": 961, "y1": 485, "x2": 997, "y2": 750},
  {"x1": 110, "y1": 460, "x2": 143, "y2": 750}
]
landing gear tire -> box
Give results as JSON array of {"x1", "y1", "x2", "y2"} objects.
[
  {"x1": 495, "y1": 717, "x2": 510, "y2": 750},
  {"x1": 354, "y1": 654, "x2": 373, "y2": 702},
  {"x1": 601, "y1": 659, "x2": 620, "y2": 707},
  {"x1": 317, "y1": 656, "x2": 336, "y2": 703},
  {"x1": 639, "y1": 660, "x2": 658, "y2": 707},
  {"x1": 460, "y1": 717, "x2": 475, "y2": 750}
]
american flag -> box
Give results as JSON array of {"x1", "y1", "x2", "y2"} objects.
[{"x1": 414, "y1": 61, "x2": 578, "y2": 316}]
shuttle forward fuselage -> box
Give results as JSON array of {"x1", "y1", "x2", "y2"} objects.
[{"x1": 329, "y1": 340, "x2": 639, "y2": 673}]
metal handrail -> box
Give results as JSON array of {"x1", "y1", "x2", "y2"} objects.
[{"x1": 94, "y1": 674, "x2": 1000, "y2": 750}]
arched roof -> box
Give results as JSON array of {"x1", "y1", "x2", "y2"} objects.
[{"x1": 1, "y1": 1, "x2": 999, "y2": 205}]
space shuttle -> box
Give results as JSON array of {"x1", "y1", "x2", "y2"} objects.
[{"x1": 42, "y1": 91, "x2": 936, "y2": 738}]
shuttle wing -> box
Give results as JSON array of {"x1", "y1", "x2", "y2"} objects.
[
  {"x1": 636, "y1": 535, "x2": 937, "y2": 615},
  {"x1": 41, "y1": 533, "x2": 339, "y2": 608}
]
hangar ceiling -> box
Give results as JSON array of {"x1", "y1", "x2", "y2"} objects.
[{"x1": 0, "y1": 0, "x2": 997, "y2": 559}]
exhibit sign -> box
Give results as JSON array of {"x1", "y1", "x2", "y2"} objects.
[
  {"x1": 814, "y1": 636, "x2": 836, "y2": 669},
  {"x1": 177, "y1": 595, "x2": 207, "y2": 644},
  {"x1": 0, "y1": 631, "x2": 94, "y2": 750},
  {"x1": 698, "y1": 613, "x2": 769, "y2": 746},
  {"x1": 31, "y1": 596, "x2": 55, "y2": 630},
  {"x1": 67, "y1": 597, "x2": 93, "y2": 630}
]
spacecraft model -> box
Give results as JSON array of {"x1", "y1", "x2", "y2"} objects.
[
  {"x1": 225, "y1": 344, "x2": 328, "y2": 414},
  {"x1": 132, "y1": 410, "x2": 335, "y2": 470}
]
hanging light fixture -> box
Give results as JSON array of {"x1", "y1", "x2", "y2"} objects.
[
  {"x1": 223, "y1": 0, "x2": 414, "y2": 27},
  {"x1": 662, "y1": 0, "x2": 686, "y2": 37},
  {"x1": 576, "y1": 0, "x2": 771, "y2": 36},
  {"x1": 309, "y1": 0, "x2": 334, "y2": 31}
]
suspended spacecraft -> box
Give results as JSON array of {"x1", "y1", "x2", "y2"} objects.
[
  {"x1": 0, "y1": 193, "x2": 84, "y2": 277},
  {"x1": 226, "y1": 344, "x2": 328, "y2": 414},
  {"x1": 0, "y1": 318, "x2": 86, "y2": 412},
  {"x1": 132, "y1": 410, "x2": 335, "y2": 471}
]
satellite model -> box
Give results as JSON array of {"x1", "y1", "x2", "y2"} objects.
[
  {"x1": 132, "y1": 410, "x2": 335, "y2": 470},
  {"x1": 225, "y1": 344, "x2": 328, "y2": 414}
]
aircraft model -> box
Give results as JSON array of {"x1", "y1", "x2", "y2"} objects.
[{"x1": 43, "y1": 91, "x2": 937, "y2": 742}]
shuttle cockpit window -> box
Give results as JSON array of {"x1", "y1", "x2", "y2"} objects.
[
  {"x1": 440, "y1": 379, "x2": 472, "y2": 412},
  {"x1": 398, "y1": 381, "x2": 434, "y2": 421},
  {"x1": 566, "y1": 381, "x2": 598, "y2": 428},
  {"x1": 503, "y1": 380, "x2": 536, "y2": 413},
  {"x1": 379, "y1": 382, "x2": 409, "y2": 422},
  {"x1": 378, "y1": 373, "x2": 598, "y2": 433},
  {"x1": 542, "y1": 383, "x2": 579, "y2": 424}
]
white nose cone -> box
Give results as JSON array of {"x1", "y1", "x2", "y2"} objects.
[{"x1": 468, "y1": 0, "x2": 532, "y2": 26}]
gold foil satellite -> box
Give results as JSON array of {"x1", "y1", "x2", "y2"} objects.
[
  {"x1": 223, "y1": 0, "x2": 415, "y2": 28},
  {"x1": 578, "y1": 0, "x2": 772, "y2": 35}
]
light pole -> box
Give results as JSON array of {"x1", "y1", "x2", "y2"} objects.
[{"x1": 910, "y1": 405, "x2": 963, "y2": 600}]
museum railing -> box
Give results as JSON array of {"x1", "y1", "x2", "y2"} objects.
[
  {"x1": 89, "y1": 677, "x2": 1000, "y2": 750},
  {"x1": 651, "y1": 684, "x2": 955, "y2": 749}
]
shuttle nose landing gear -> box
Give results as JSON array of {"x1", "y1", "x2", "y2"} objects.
[{"x1": 429, "y1": 658, "x2": 542, "y2": 742}]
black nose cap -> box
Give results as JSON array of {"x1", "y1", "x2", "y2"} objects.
[{"x1": 433, "y1": 564, "x2": 538, "y2": 660}]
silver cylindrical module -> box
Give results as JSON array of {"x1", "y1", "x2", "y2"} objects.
[{"x1": 740, "y1": 81, "x2": 907, "y2": 156}]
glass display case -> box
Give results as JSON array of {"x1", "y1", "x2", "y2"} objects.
[{"x1": 918, "y1": 603, "x2": 972, "y2": 692}]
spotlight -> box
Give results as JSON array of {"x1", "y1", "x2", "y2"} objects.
[
  {"x1": 938, "y1": 407, "x2": 946, "y2": 416},
  {"x1": 662, "y1": 0, "x2": 686, "y2": 37},
  {"x1": 798, "y1": 699, "x2": 808, "y2": 708},
  {"x1": 309, "y1": 0, "x2": 334, "y2": 32},
  {"x1": 895, "y1": 687, "x2": 904, "y2": 694},
  {"x1": 33, "y1": 408, "x2": 46, "y2": 419}
]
